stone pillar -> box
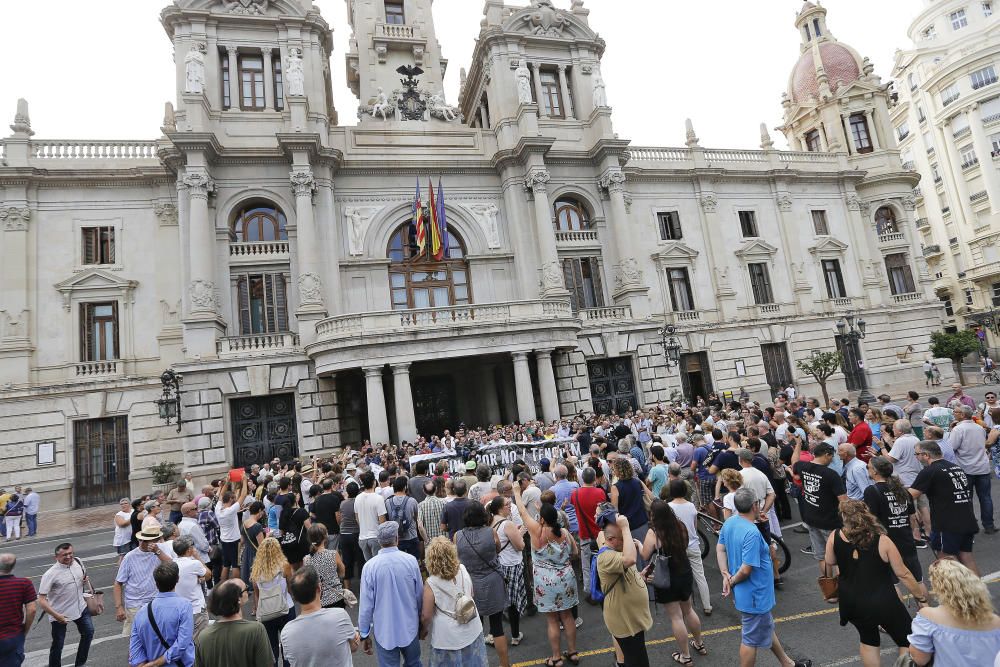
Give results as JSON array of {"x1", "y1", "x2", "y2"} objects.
[
  {"x1": 525, "y1": 169, "x2": 567, "y2": 297},
  {"x1": 364, "y1": 366, "x2": 391, "y2": 445},
  {"x1": 530, "y1": 62, "x2": 547, "y2": 118},
  {"x1": 969, "y1": 104, "x2": 1000, "y2": 214},
  {"x1": 262, "y1": 50, "x2": 275, "y2": 111},
  {"x1": 290, "y1": 170, "x2": 327, "y2": 344},
  {"x1": 557, "y1": 65, "x2": 574, "y2": 120},
  {"x1": 392, "y1": 363, "x2": 417, "y2": 443},
  {"x1": 185, "y1": 171, "x2": 216, "y2": 317},
  {"x1": 600, "y1": 168, "x2": 650, "y2": 318},
  {"x1": 226, "y1": 47, "x2": 240, "y2": 109},
  {"x1": 939, "y1": 122, "x2": 977, "y2": 225},
  {"x1": 535, "y1": 349, "x2": 560, "y2": 423},
  {"x1": 866, "y1": 110, "x2": 882, "y2": 150},
  {"x1": 694, "y1": 190, "x2": 738, "y2": 320},
  {"x1": 479, "y1": 104, "x2": 489, "y2": 129},
  {"x1": 0, "y1": 203, "x2": 32, "y2": 384},
  {"x1": 512, "y1": 352, "x2": 536, "y2": 423}
]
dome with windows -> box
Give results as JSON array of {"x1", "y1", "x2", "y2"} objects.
[{"x1": 787, "y1": 1, "x2": 864, "y2": 103}]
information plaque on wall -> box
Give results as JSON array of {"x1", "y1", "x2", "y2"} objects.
[{"x1": 37, "y1": 441, "x2": 55, "y2": 466}]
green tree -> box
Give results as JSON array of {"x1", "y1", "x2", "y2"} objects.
[
  {"x1": 930, "y1": 330, "x2": 981, "y2": 385},
  {"x1": 796, "y1": 351, "x2": 844, "y2": 408}
]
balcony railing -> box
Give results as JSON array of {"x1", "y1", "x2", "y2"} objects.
[
  {"x1": 942, "y1": 206, "x2": 952, "y2": 215},
  {"x1": 972, "y1": 75, "x2": 998, "y2": 90},
  {"x1": 963, "y1": 262, "x2": 1000, "y2": 281},
  {"x1": 902, "y1": 160, "x2": 915, "y2": 170},
  {"x1": 891, "y1": 293, "x2": 921, "y2": 304},
  {"x1": 898, "y1": 132, "x2": 911, "y2": 142},
  {"x1": 375, "y1": 22, "x2": 421, "y2": 40},
  {"x1": 32, "y1": 140, "x2": 158, "y2": 160},
  {"x1": 962, "y1": 157, "x2": 980, "y2": 170},
  {"x1": 916, "y1": 217, "x2": 930, "y2": 229},
  {"x1": 229, "y1": 241, "x2": 290, "y2": 259},
  {"x1": 913, "y1": 187, "x2": 923, "y2": 198},
  {"x1": 879, "y1": 232, "x2": 907, "y2": 244},
  {"x1": 923, "y1": 244, "x2": 942, "y2": 257},
  {"x1": 953, "y1": 127, "x2": 972, "y2": 140},
  {"x1": 971, "y1": 190, "x2": 989, "y2": 204},
  {"x1": 554, "y1": 230, "x2": 599, "y2": 244},
  {"x1": 985, "y1": 112, "x2": 1000, "y2": 125},
  {"x1": 74, "y1": 360, "x2": 120, "y2": 378},
  {"x1": 218, "y1": 332, "x2": 300, "y2": 357},
  {"x1": 579, "y1": 306, "x2": 632, "y2": 324},
  {"x1": 738, "y1": 303, "x2": 788, "y2": 319}
]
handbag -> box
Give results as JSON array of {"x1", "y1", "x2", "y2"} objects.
[
  {"x1": 892, "y1": 653, "x2": 916, "y2": 667},
  {"x1": 817, "y1": 560, "x2": 839, "y2": 601},
  {"x1": 652, "y1": 547, "x2": 672, "y2": 591},
  {"x1": 429, "y1": 575, "x2": 478, "y2": 624},
  {"x1": 255, "y1": 579, "x2": 290, "y2": 622},
  {"x1": 75, "y1": 558, "x2": 105, "y2": 616}
]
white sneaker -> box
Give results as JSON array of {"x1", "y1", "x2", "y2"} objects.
[
  {"x1": 511, "y1": 633, "x2": 523, "y2": 646},
  {"x1": 484, "y1": 634, "x2": 494, "y2": 646},
  {"x1": 575, "y1": 617, "x2": 584, "y2": 628}
]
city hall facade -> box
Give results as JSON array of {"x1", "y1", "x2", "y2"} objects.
[{"x1": 0, "y1": 0, "x2": 945, "y2": 508}]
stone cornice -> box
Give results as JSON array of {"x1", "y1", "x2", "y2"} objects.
[
  {"x1": 164, "y1": 131, "x2": 223, "y2": 162},
  {"x1": 491, "y1": 136, "x2": 557, "y2": 171}
]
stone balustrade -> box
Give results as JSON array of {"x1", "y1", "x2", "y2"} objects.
[
  {"x1": 74, "y1": 360, "x2": 119, "y2": 378},
  {"x1": 891, "y1": 293, "x2": 922, "y2": 304},
  {"x1": 218, "y1": 332, "x2": 300, "y2": 357},
  {"x1": 879, "y1": 232, "x2": 907, "y2": 245},
  {"x1": 376, "y1": 22, "x2": 418, "y2": 40},
  {"x1": 229, "y1": 241, "x2": 290, "y2": 259},
  {"x1": 579, "y1": 306, "x2": 632, "y2": 324},
  {"x1": 32, "y1": 140, "x2": 158, "y2": 160},
  {"x1": 704, "y1": 149, "x2": 769, "y2": 163},
  {"x1": 963, "y1": 262, "x2": 1000, "y2": 281},
  {"x1": 554, "y1": 230, "x2": 599, "y2": 244}
]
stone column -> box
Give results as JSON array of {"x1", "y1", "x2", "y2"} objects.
[
  {"x1": 557, "y1": 65, "x2": 574, "y2": 120},
  {"x1": 479, "y1": 104, "x2": 489, "y2": 129},
  {"x1": 601, "y1": 168, "x2": 650, "y2": 318},
  {"x1": 290, "y1": 169, "x2": 327, "y2": 344},
  {"x1": 535, "y1": 349, "x2": 560, "y2": 423},
  {"x1": 969, "y1": 104, "x2": 1000, "y2": 213},
  {"x1": 512, "y1": 352, "x2": 536, "y2": 422},
  {"x1": 226, "y1": 47, "x2": 240, "y2": 109},
  {"x1": 184, "y1": 171, "x2": 216, "y2": 316},
  {"x1": 866, "y1": 110, "x2": 882, "y2": 150},
  {"x1": 262, "y1": 50, "x2": 275, "y2": 111},
  {"x1": 525, "y1": 169, "x2": 567, "y2": 297},
  {"x1": 392, "y1": 363, "x2": 417, "y2": 443},
  {"x1": 364, "y1": 366, "x2": 391, "y2": 445},
  {"x1": 530, "y1": 62, "x2": 547, "y2": 118},
  {"x1": 0, "y1": 204, "x2": 32, "y2": 385}
]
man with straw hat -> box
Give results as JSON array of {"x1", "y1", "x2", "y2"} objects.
[{"x1": 112, "y1": 526, "x2": 173, "y2": 636}]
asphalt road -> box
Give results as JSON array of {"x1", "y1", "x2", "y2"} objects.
[{"x1": 10, "y1": 381, "x2": 1000, "y2": 667}]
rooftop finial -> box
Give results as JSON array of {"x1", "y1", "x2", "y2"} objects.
[
  {"x1": 9, "y1": 98, "x2": 33, "y2": 137},
  {"x1": 685, "y1": 118, "x2": 700, "y2": 148},
  {"x1": 760, "y1": 123, "x2": 774, "y2": 150}
]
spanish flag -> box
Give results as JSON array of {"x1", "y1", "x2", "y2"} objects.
[
  {"x1": 428, "y1": 178, "x2": 442, "y2": 260},
  {"x1": 413, "y1": 179, "x2": 426, "y2": 256}
]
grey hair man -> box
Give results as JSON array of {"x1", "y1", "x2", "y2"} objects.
[{"x1": 949, "y1": 404, "x2": 995, "y2": 534}]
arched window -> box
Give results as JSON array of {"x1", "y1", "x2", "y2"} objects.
[
  {"x1": 554, "y1": 197, "x2": 591, "y2": 231},
  {"x1": 231, "y1": 204, "x2": 288, "y2": 242},
  {"x1": 875, "y1": 206, "x2": 897, "y2": 235},
  {"x1": 387, "y1": 223, "x2": 470, "y2": 310}
]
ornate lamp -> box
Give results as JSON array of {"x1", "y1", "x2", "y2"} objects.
[{"x1": 155, "y1": 369, "x2": 183, "y2": 433}]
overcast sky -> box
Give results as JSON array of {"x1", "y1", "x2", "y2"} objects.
[{"x1": 0, "y1": 0, "x2": 919, "y2": 149}]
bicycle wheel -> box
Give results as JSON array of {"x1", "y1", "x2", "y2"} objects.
[
  {"x1": 698, "y1": 527, "x2": 710, "y2": 560},
  {"x1": 773, "y1": 537, "x2": 792, "y2": 574}
]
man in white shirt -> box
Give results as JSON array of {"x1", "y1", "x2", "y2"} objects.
[
  {"x1": 356, "y1": 472, "x2": 388, "y2": 560},
  {"x1": 37, "y1": 542, "x2": 93, "y2": 667},
  {"x1": 773, "y1": 412, "x2": 789, "y2": 444},
  {"x1": 172, "y1": 536, "x2": 210, "y2": 639},
  {"x1": 177, "y1": 502, "x2": 210, "y2": 564},
  {"x1": 213, "y1": 477, "x2": 248, "y2": 581},
  {"x1": 22, "y1": 487, "x2": 40, "y2": 537}
]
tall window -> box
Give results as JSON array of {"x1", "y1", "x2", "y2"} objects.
[
  {"x1": 971, "y1": 65, "x2": 998, "y2": 90},
  {"x1": 822, "y1": 260, "x2": 847, "y2": 298},
  {"x1": 991, "y1": 133, "x2": 1000, "y2": 156},
  {"x1": 875, "y1": 206, "x2": 897, "y2": 235},
  {"x1": 885, "y1": 253, "x2": 916, "y2": 295},
  {"x1": 738, "y1": 210, "x2": 759, "y2": 237},
  {"x1": 965, "y1": 288, "x2": 975, "y2": 306},
  {"x1": 563, "y1": 258, "x2": 604, "y2": 312},
  {"x1": 941, "y1": 82, "x2": 960, "y2": 106},
  {"x1": 81, "y1": 303, "x2": 119, "y2": 361},
  {"x1": 811, "y1": 210, "x2": 830, "y2": 235},
  {"x1": 951, "y1": 8, "x2": 968, "y2": 29},
  {"x1": 239, "y1": 54, "x2": 266, "y2": 110},
  {"x1": 539, "y1": 70, "x2": 564, "y2": 118},
  {"x1": 388, "y1": 224, "x2": 469, "y2": 310},
  {"x1": 657, "y1": 211, "x2": 682, "y2": 241},
  {"x1": 992, "y1": 282, "x2": 1000, "y2": 306},
  {"x1": 932, "y1": 163, "x2": 942, "y2": 182},
  {"x1": 849, "y1": 113, "x2": 873, "y2": 153},
  {"x1": 941, "y1": 296, "x2": 954, "y2": 316},
  {"x1": 82, "y1": 227, "x2": 115, "y2": 265},
  {"x1": 231, "y1": 205, "x2": 287, "y2": 242},
  {"x1": 273, "y1": 53, "x2": 284, "y2": 110},
  {"x1": 221, "y1": 52, "x2": 231, "y2": 110},
  {"x1": 960, "y1": 144, "x2": 978, "y2": 168},
  {"x1": 666, "y1": 268, "x2": 695, "y2": 312},
  {"x1": 385, "y1": 0, "x2": 405, "y2": 24},
  {"x1": 553, "y1": 198, "x2": 590, "y2": 231},
  {"x1": 805, "y1": 129, "x2": 822, "y2": 152},
  {"x1": 748, "y1": 263, "x2": 774, "y2": 305},
  {"x1": 896, "y1": 122, "x2": 910, "y2": 141},
  {"x1": 908, "y1": 73, "x2": 918, "y2": 91},
  {"x1": 236, "y1": 274, "x2": 288, "y2": 335},
  {"x1": 985, "y1": 2, "x2": 994, "y2": 17}
]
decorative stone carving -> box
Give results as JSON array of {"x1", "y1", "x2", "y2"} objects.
[
  {"x1": 859, "y1": 201, "x2": 871, "y2": 216},
  {"x1": 290, "y1": 171, "x2": 316, "y2": 197},
  {"x1": 581, "y1": 63, "x2": 593, "y2": 75},
  {"x1": 901, "y1": 195, "x2": 917, "y2": 211},
  {"x1": 189, "y1": 280, "x2": 217, "y2": 313},
  {"x1": 10, "y1": 98, "x2": 33, "y2": 136},
  {"x1": 375, "y1": 44, "x2": 388, "y2": 64},
  {"x1": 523, "y1": 0, "x2": 567, "y2": 37},
  {"x1": 846, "y1": 194, "x2": 862, "y2": 211},
  {"x1": 515, "y1": 63, "x2": 533, "y2": 105},
  {"x1": 297, "y1": 272, "x2": 324, "y2": 305},
  {"x1": 592, "y1": 68, "x2": 608, "y2": 108},
  {"x1": 346, "y1": 206, "x2": 380, "y2": 256},
  {"x1": 161, "y1": 102, "x2": 176, "y2": 134},
  {"x1": 469, "y1": 203, "x2": 502, "y2": 248},
  {"x1": 775, "y1": 193, "x2": 793, "y2": 212},
  {"x1": 221, "y1": 0, "x2": 268, "y2": 15},
  {"x1": 286, "y1": 47, "x2": 305, "y2": 97},
  {"x1": 428, "y1": 91, "x2": 459, "y2": 121},
  {"x1": 861, "y1": 260, "x2": 882, "y2": 286},
  {"x1": 622, "y1": 192, "x2": 633, "y2": 214},
  {"x1": 182, "y1": 172, "x2": 215, "y2": 198},
  {"x1": 699, "y1": 193, "x2": 718, "y2": 213},
  {"x1": 412, "y1": 45, "x2": 425, "y2": 66},
  {"x1": 0, "y1": 206, "x2": 31, "y2": 231},
  {"x1": 539, "y1": 261, "x2": 565, "y2": 292},
  {"x1": 614, "y1": 258, "x2": 643, "y2": 291},
  {"x1": 760, "y1": 122, "x2": 774, "y2": 150},
  {"x1": 366, "y1": 87, "x2": 395, "y2": 121},
  {"x1": 484, "y1": 57, "x2": 494, "y2": 84},
  {"x1": 524, "y1": 170, "x2": 551, "y2": 193},
  {"x1": 184, "y1": 44, "x2": 206, "y2": 95},
  {"x1": 153, "y1": 203, "x2": 178, "y2": 226},
  {"x1": 0, "y1": 310, "x2": 27, "y2": 340},
  {"x1": 685, "y1": 118, "x2": 700, "y2": 148},
  {"x1": 599, "y1": 170, "x2": 626, "y2": 194},
  {"x1": 160, "y1": 300, "x2": 181, "y2": 328},
  {"x1": 395, "y1": 67, "x2": 427, "y2": 121}
]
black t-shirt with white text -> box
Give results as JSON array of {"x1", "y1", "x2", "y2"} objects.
[
  {"x1": 910, "y1": 460, "x2": 979, "y2": 535},
  {"x1": 792, "y1": 461, "x2": 846, "y2": 529},
  {"x1": 863, "y1": 482, "x2": 915, "y2": 553}
]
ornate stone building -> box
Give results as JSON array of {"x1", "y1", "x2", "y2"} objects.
[
  {"x1": 0, "y1": 0, "x2": 945, "y2": 509},
  {"x1": 890, "y1": 0, "x2": 1000, "y2": 339}
]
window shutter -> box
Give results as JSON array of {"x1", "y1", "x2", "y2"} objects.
[
  {"x1": 108, "y1": 228, "x2": 116, "y2": 264},
  {"x1": 274, "y1": 274, "x2": 289, "y2": 332},
  {"x1": 111, "y1": 301, "x2": 120, "y2": 359},
  {"x1": 562, "y1": 259, "x2": 578, "y2": 312},
  {"x1": 263, "y1": 274, "x2": 278, "y2": 333},
  {"x1": 571, "y1": 259, "x2": 586, "y2": 311},
  {"x1": 237, "y1": 277, "x2": 252, "y2": 335},
  {"x1": 83, "y1": 229, "x2": 96, "y2": 265},
  {"x1": 590, "y1": 258, "x2": 605, "y2": 307},
  {"x1": 81, "y1": 304, "x2": 94, "y2": 361},
  {"x1": 903, "y1": 265, "x2": 916, "y2": 293}
]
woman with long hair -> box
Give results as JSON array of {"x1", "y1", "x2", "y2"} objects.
[
  {"x1": 824, "y1": 501, "x2": 926, "y2": 667},
  {"x1": 302, "y1": 523, "x2": 346, "y2": 608},
  {"x1": 337, "y1": 481, "x2": 363, "y2": 590},
  {"x1": 488, "y1": 495, "x2": 527, "y2": 646},
  {"x1": 455, "y1": 502, "x2": 510, "y2": 667},
  {"x1": 421, "y1": 536, "x2": 489, "y2": 667},
  {"x1": 908, "y1": 559, "x2": 1000, "y2": 665},
  {"x1": 250, "y1": 537, "x2": 296, "y2": 667},
  {"x1": 512, "y1": 484, "x2": 578, "y2": 667},
  {"x1": 641, "y1": 500, "x2": 705, "y2": 665},
  {"x1": 277, "y1": 492, "x2": 311, "y2": 569},
  {"x1": 610, "y1": 457, "x2": 652, "y2": 543},
  {"x1": 240, "y1": 501, "x2": 266, "y2": 585}
]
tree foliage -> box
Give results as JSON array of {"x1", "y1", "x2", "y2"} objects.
[
  {"x1": 930, "y1": 330, "x2": 980, "y2": 361},
  {"x1": 796, "y1": 351, "x2": 843, "y2": 406}
]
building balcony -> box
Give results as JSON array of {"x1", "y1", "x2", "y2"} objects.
[
  {"x1": 554, "y1": 230, "x2": 600, "y2": 247},
  {"x1": 985, "y1": 112, "x2": 1000, "y2": 126},
  {"x1": 964, "y1": 262, "x2": 1000, "y2": 282},
  {"x1": 962, "y1": 157, "x2": 980, "y2": 171},
  {"x1": 913, "y1": 187, "x2": 923, "y2": 199},
  {"x1": 308, "y1": 300, "x2": 582, "y2": 374},
  {"x1": 217, "y1": 332, "x2": 300, "y2": 358},
  {"x1": 372, "y1": 22, "x2": 427, "y2": 64},
  {"x1": 663, "y1": 310, "x2": 706, "y2": 325},
  {"x1": 891, "y1": 292, "x2": 922, "y2": 305},
  {"x1": 229, "y1": 241, "x2": 290, "y2": 265},
  {"x1": 923, "y1": 244, "x2": 943, "y2": 258},
  {"x1": 902, "y1": 160, "x2": 915, "y2": 170},
  {"x1": 953, "y1": 127, "x2": 972, "y2": 141},
  {"x1": 878, "y1": 231, "x2": 908, "y2": 249},
  {"x1": 971, "y1": 191, "x2": 990, "y2": 206},
  {"x1": 737, "y1": 303, "x2": 791, "y2": 320},
  {"x1": 818, "y1": 297, "x2": 857, "y2": 313},
  {"x1": 579, "y1": 306, "x2": 632, "y2": 326},
  {"x1": 73, "y1": 360, "x2": 122, "y2": 380},
  {"x1": 916, "y1": 217, "x2": 930, "y2": 230}
]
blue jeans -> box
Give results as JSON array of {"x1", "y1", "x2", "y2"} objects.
[
  {"x1": 374, "y1": 636, "x2": 422, "y2": 667},
  {"x1": 968, "y1": 473, "x2": 995, "y2": 529},
  {"x1": 24, "y1": 514, "x2": 36, "y2": 537},
  {"x1": 49, "y1": 609, "x2": 94, "y2": 667},
  {"x1": 0, "y1": 634, "x2": 25, "y2": 667}
]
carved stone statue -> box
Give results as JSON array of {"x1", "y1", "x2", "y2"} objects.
[
  {"x1": 371, "y1": 87, "x2": 393, "y2": 121},
  {"x1": 189, "y1": 280, "x2": 217, "y2": 312},
  {"x1": 286, "y1": 48, "x2": 305, "y2": 97},
  {"x1": 184, "y1": 45, "x2": 206, "y2": 95},
  {"x1": 346, "y1": 207, "x2": 380, "y2": 256},
  {"x1": 427, "y1": 91, "x2": 458, "y2": 121},
  {"x1": 161, "y1": 102, "x2": 176, "y2": 133},
  {"x1": 222, "y1": 0, "x2": 268, "y2": 14},
  {"x1": 614, "y1": 258, "x2": 643, "y2": 291},
  {"x1": 298, "y1": 273, "x2": 324, "y2": 305},
  {"x1": 0, "y1": 206, "x2": 31, "y2": 231},
  {"x1": 592, "y1": 68, "x2": 608, "y2": 108},
  {"x1": 470, "y1": 203, "x2": 502, "y2": 248},
  {"x1": 539, "y1": 261, "x2": 565, "y2": 292},
  {"x1": 515, "y1": 63, "x2": 533, "y2": 105}
]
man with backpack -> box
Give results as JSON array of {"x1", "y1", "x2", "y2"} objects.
[{"x1": 385, "y1": 478, "x2": 419, "y2": 559}]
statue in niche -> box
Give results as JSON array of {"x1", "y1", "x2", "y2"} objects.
[
  {"x1": 286, "y1": 48, "x2": 305, "y2": 96},
  {"x1": 592, "y1": 68, "x2": 608, "y2": 107},
  {"x1": 371, "y1": 87, "x2": 393, "y2": 121},
  {"x1": 346, "y1": 207, "x2": 379, "y2": 256},
  {"x1": 184, "y1": 45, "x2": 206, "y2": 94},
  {"x1": 515, "y1": 63, "x2": 533, "y2": 105},
  {"x1": 470, "y1": 204, "x2": 501, "y2": 248}
]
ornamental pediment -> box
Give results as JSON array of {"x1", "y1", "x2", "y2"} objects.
[
  {"x1": 808, "y1": 236, "x2": 849, "y2": 256},
  {"x1": 502, "y1": 1, "x2": 596, "y2": 40},
  {"x1": 172, "y1": 0, "x2": 306, "y2": 17},
  {"x1": 734, "y1": 239, "x2": 778, "y2": 260},
  {"x1": 55, "y1": 269, "x2": 137, "y2": 296},
  {"x1": 651, "y1": 242, "x2": 699, "y2": 263}
]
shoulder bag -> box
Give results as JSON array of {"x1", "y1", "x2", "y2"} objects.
[
  {"x1": 817, "y1": 559, "x2": 839, "y2": 602},
  {"x1": 74, "y1": 557, "x2": 104, "y2": 616},
  {"x1": 652, "y1": 545, "x2": 672, "y2": 591},
  {"x1": 429, "y1": 574, "x2": 478, "y2": 624},
  {"x1": 255, "y1": 578, "x2": 290, "y2": 622},
  {"x1": 146, "y1": 602, "x2": 184, "y2": 667}
]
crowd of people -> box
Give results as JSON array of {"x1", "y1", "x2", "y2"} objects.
[{"x1": 4, "y1": 384, "x2": 1000, "y2": 666}]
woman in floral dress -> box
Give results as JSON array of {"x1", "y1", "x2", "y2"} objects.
[{"x1": 513, "y1": 481, "x2": 579, "y2": 667}]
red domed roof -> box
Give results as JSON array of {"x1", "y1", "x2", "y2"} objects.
[{"x1": 791, "y1": 42, "x2": 861, "y2": 103}]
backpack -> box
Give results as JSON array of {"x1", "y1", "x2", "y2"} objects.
[
  {"x1": 255, "y1": 578, "x2": 290, "y2": 622},
  {"x1": 701, "y1": 445, "x2": 722, "y2": 471},
  {"x1": 429, "y1": 573, "x2": 478, "y2": 624},
  {"x1": 589, "y1": 546, "x2": 623, "y2": 603},
  {"x1": 388, "y1": 497, "x2": 412, "y2": 538}
]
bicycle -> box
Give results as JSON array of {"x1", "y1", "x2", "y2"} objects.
[
  {"x1": 696, "y1": 505, "x2": 792, "y2": 574},
  {"x1": 982, "y1": 369, "x2": 1000, "y2": 385}
]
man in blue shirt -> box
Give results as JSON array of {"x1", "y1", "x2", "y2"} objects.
[
  {"x1": 718, "y1": 489, "x2": 812, "y2": 667},
  {"x1": 550, "y1": 465, "x2": 579, "y2": 534},
  {"x1": 128, "y1": 561, "x2": 194, "y2": 667},
  {"x1": 358, "y1": 521, "x2": 423, "y2": 666}
]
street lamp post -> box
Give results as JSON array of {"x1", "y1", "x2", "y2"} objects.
[
  {"x1": 155, "y1": 369, "x2": 183, "y2": 433},
  {"x1": 835, "y1": 314, "x2": 876, "y2": 405},
  {"x1": 658, "y1": 323, "x2": 682, "y2": 368}
]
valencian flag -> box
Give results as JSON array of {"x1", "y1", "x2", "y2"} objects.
[
  {"x1": 427, "y1": 178, "x2": 443, "y2": 260},
  {"x1": 437, "y1": 177, "x2": 449, "y2": 260},
  {"x1": 413, "y1": 179, "x2": 426, "y2": 256}
]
